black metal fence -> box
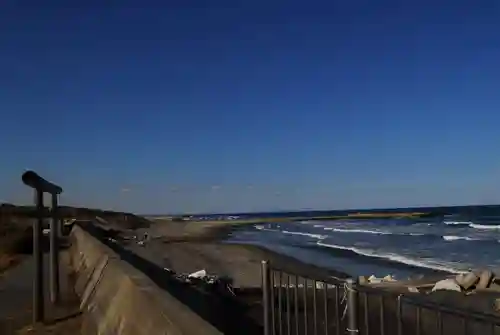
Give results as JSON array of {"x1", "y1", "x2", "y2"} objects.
[
  {"x1": 261, "y1": 261, "x2": 500, "y2": 335},
  {"x1": 21, "y1": 170, "x2": 63, "y2": 324}
]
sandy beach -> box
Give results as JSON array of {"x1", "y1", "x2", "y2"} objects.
[{"x1": 121, "y1": 219, "x2": 350, "y2": 288}]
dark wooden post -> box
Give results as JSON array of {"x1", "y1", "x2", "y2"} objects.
[
  {"x1": 22, "y1": 171, "x2": 63, "y2": 323},
  {"x1": 50, "y1": 194, "x2": 60, "y2": 303},
  {"x1": 33, "y1": 189, "x2": 44, "y2": 323}
]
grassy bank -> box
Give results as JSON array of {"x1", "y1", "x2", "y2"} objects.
[{"x1": 0, "y1": 218, "x2": 32, "y2": 274}]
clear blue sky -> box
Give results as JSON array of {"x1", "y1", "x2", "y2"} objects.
[{"x1": 1, "y1": 1, "x2": 500, "y2": 214}]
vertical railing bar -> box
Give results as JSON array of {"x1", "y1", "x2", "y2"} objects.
[
  {"x1": 313, "y1": 280, "x2": 318, "y2": 335},
  {"x1": 262, "y1": 261, "x2": 271, "y2": 335},
  {"x1": 379, "y1": 295, "x2": 385, "y2": 335},
  {"x1": 346, "y1": 278, "x2": 358, "y2": 335},
  {"x1": 397, "y1": 295, "x2": 403, "y2": 335},
  {"x1": 462, "y1": 317, "x2": 467, "y2": 335},
  {"x1": 287, "y1": 275, "x2": 291, "y2": 335},
  {"x1": 323, "y1": 283, "x2": 329, "y2": 335},
  {"x1": 294, "y1": 275, "x2": 299, "y2": 335},
  {"x1": 415, "y1": 306, "x2": 422, "y2": 335},
  {"x1": 335, "y1": 285, "x2": 340, "y2": 335},
  {"x1": 278, "y1": 271, "x2": 283, "y2": 335},
  {"x1": 364, "y1": 292, "x2": 370, "y2": 335},
  {"x1": 303, "y1": 278, "x2": 308, "y2": 335},
  {"x1": 271, "y1": 270, "x2": 276, "y2": 335},
  {"x1": 437, "y1": 310, "x2": 443, "y2": 335}
]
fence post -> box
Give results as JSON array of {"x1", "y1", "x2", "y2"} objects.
[
  {"x1": 50, "y1": 194, "x2": 60, "y2": 304},
  {"x1": 33, "y1": 189, "x2": 45, "y2": 323},
  {"x1": 346, "y1": 278, "x2": 359, "y2": 335},
  {"x1": 261, "y1": 260, "x2": 271, "y2": 335}
]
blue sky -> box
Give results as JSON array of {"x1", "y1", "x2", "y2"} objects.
[{"x1": 1, "y1": 1, "x2": 500, "y2": 214}]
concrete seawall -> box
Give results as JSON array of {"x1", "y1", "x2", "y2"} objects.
[{"x1": 69, "y1": 223, "x2": 223, "y2": 335}]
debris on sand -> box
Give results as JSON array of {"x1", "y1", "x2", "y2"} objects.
[
  {"x1": 188, "y1": 269, "x2": 207, "y2": 279},
  {"x1": 432, "y1": 278, "x2": 462, "y2": 292},
  {"x1": 119, "y1": 232, "x2": 151, "y2": 246},
  {"x1": 360, "y1": 274, "x2": 397, "y2": 284},
  {"x1": 162, "y1": 267, "x2": 235, "y2": 295},
  {"x1": 408, "y1": 286, "x2": 419, "y2": 293}
]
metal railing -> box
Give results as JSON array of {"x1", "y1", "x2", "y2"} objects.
[
  {"x1": 261, "y1": 261, "x2": 500, "y2": 335},
  {"x1": 21, "y1": 170, "x2": 63, "y2": 324}
]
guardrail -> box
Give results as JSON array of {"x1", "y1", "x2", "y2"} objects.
[
  {"x1": 261, "y1": 261, "x2": 500, "y2": 335},
  {"x1": 21, "y1": 170, "x2": 63, "y2": 323}
]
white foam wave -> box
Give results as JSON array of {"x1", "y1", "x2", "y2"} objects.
[
  {"x1": 282, "y1": 230, "x2": 326, "y2": 239},
  {"x1": 254, "y1": 225, "x2": 326, "y2": 239},
  {"x1": 442, "y1": 235, "x2": 478, "y2": 241},
  {"x1": 325, "y1": 228, "x2": 391, "y2": 235},
  {"x1": 317, "y1": 241, "x2": 465, "y2": 274},
  {"x1": 444, "y1": 221, "x2": 473, "y2": 225},
  {"x1": 314, "y1": 224, "x2": 325, "y2": 228},
  {"x1": 254, "y1": 225, "x2": 275, "y2": 232},
  {"x1": 443, "y1": 221, "x2": 500, "y2": 230},
  {"x1": 469, "y1": 224, "x2": 500, "y2": 230},
  {"x1": 323, "y1": 227, "x2": 425, "y2": 237}
]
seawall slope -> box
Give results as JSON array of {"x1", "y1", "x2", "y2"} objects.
[{"x1": 69, "y1": 222, "x2": 222, "y2": 335}]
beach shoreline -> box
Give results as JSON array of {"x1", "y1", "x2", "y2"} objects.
[
  {"x1": 117, "y1": 219, "x2": 351, "y2": 289},
  {"x1": 140, "y1": 218, "x2": 453, "y2": 280}
]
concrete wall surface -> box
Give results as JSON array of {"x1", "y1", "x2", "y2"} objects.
[{"x1": 69, "y1": 223, "x2": 223, "y2": 335}]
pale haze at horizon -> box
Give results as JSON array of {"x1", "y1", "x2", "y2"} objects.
[{"x1": 1, "y1": 1, "x2": 500, "y2": 214}]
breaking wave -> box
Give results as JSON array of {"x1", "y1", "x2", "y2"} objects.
[
  {"x1": 316, "y1": 241, "x2": 465, "y2": 274},
  {"x1": 444, "y1": 221, "x2": 473, "y2": 225},
  {"x1": 322, "y1": 227, "x2": 390, "y2": 235},
  {"x1": 254, "y1": 225, "x2": 326, "y2": 239},
  {"x1": 469, "y1": 224, "x2": 500, "y2": 230},
  {"x1": 323, "y1": 227, "x2": 425, "y2": 237},
  {"x1": 444, "y1": 221, "x2": 500, "y2": 230},
  {"x1": 442, "y1": 235, "x2": 478, "y2": 241},
  {"x1": 251, "y1": 216, "x2": 500, "y2": 275}
]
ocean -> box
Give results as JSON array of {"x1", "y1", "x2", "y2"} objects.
[{"x1": 220, "y1": 205, "x2": 500, "y2": 279}]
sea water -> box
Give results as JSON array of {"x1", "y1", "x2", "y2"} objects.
[{"x1": 225, "y1": 212, "x2": 500, "y2": 279}]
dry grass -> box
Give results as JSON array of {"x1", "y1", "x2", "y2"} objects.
[{"x1": 0, "y1": 215, "x2": 33, "y2": 274}]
